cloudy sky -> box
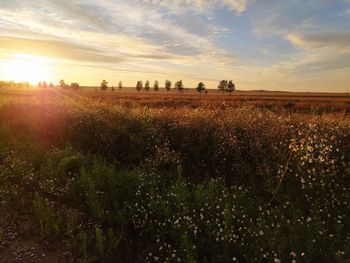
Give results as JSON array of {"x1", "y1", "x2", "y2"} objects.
[{"x1": 0, "y1": 0, "x2": 350, "y2": 91}]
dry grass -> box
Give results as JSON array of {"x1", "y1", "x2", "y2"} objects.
[{"x1": 1, "y1": 88, "x2": 349, "y2": 114}]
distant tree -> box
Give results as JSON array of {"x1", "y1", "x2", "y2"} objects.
[
  {"x1": 49, "y1": 82, "x2": 54, "y2": 88},
  {"x1": 218, "y1": 80, "x2": 227, "y2": 93},
  {"x1": 174, "y1": 80, "x2": 184, "y2": 92},
  {"x1": 38, "y1": 82, "x2": 42, "y2": 89},
  {"x1": 165, "y1": 80, "x2": 172, "y2": 92},
  {"x1": 145, "y1": 80, "x2": 150, "y2": 92},
  {"x1": 226, "y1": 80, "x2": 236, "y2": 93},
  {"x1": 217, "y1": 80, "x2": 236, "y2": 93},
  {"x1": 111, "y1": 86, "x2": 115, "y2": 91},
  {"x1": 196, "y1": 82, "x2": 205, "y2": 93},
  {"x1": 59, "y1": 80, "x2": 64, "y2": 89},
  {"x1": 71, "y1": 82, "x2": 80, "y2": 91},
  {"x1": 59, "y1": 80, "x2": 69, "y2": 90},
  {"x1": 42, "y1": 81, "x2": 48, "y2": 89},
  {"x1": 136, "y1": 81, "x2": 143, "y2": 91},
  {"x1": 153, "y1": 80, "x2": 159, "y2": 91},
  {"x1": 0, "y1": 81, "x2": 32, "y2": 89},
  {"x1": 118, "y1": 81, "x2": 122, "y2": 90},
  {"x1": 100, "y1": 80, "x2": 108, "y2": 91}
]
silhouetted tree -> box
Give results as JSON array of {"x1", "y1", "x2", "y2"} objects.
[
  {"x1": 38, "y1": 82, "x2": 42, "y2": 89},
  {"x1": 145, "y1": 80, "x2": 150, "y2": 91},
  {"x1": 217, "y1": 80, "x2": 236, "y2": 93},
  {"x1": 153, "y1": 80, "x2": 159, "y2": 91},
  {"x1": 111, "y1": 86, "x2": 115, "y2": 91},
  {"x1": 136, "y1": 81, "x2": 143, "y2": 91},
  {"x1": 196, "y1": 82, "x2": 205, "y2": 93},
  {"x1": 49, "y1": 82, "x2": 54, "y2": 88},
  {"x1": 226, "y1": 80, "x2": 236, "y2": 93},
  {"x1": 174, "y1": 80, "x2": 184, "y2": 92},
  {"x1": 71, "y1": 82, "x2": 80, "y2": 91},
  {"x1": 218, "y1": 80, "x2": 227, "y2": 93},
  {"x1": 59, "y1": 80, "x2": 68, "y2": 90},
  {"x1": 100, "y1": 80, "x2": 108, "y2": 91},
  {"x1": 42, "y1": 81, "x2": 48, "y2": 89},
  {"x1": 118, "y1": 81, "x2": 122, "y2": 90},
  {"x1": 165, "y1": 80, "x2": 172, "y2": 92}
]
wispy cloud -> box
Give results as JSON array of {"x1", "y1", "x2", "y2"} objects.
[
  {"x1": 287, "y1": 31, "x2": 350, "y2": 50},
  {"x1": 0, "y1": 36, "x2": 125, "y2": 63},
  {"x1": 0, "y1": 0, "x2": 349, "y2": 91},
  {"x1": 142, "y1": 0, "x2": 247, "y2": 14}
]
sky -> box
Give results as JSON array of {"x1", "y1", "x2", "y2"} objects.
[{"x1": 0, "y1": 0, "x2": 350, "y2": 92}]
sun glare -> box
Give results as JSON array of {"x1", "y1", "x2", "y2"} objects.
[{"x1": 3, "y1": 54, "x2": 52, "y2": 84}]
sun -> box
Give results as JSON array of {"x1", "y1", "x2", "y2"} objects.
[{"x1": 3, "y1": 54, "x2": 52, "y2": 84}]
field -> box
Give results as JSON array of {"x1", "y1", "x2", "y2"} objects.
[{"x1": 0, "y1": 88, "x2": 349, "y2": 262}]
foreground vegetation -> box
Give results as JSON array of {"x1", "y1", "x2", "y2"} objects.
[{"x1": 0, "y1": 89, "x2": 349, "y2": 262}]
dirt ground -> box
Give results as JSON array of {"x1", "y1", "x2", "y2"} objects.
[{"x1": 0, "y1": 207, "x2": 71, "y2": 263}]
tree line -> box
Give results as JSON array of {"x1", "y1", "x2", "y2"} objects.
[
  {"x1": 0, "y1": 81, "x2": 32, "y2": 89},
  {"x1": 0, "y1": 79, "x2": 236, "y2": 93},
  {"x1": 100, "y1": 79, "x2": 236, "y2": 93}
]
